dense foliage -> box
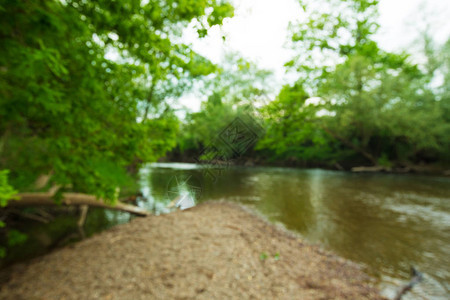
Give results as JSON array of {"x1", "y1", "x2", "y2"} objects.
[
  {"x1": 0, "y1": 0, "x2": 234, "y2": 201},
  {"x1": 179, "y1": 0, "x2": 449, "y2": 169},
  {"x1": 0, "y1": 0, "x2": 448, "y2": 264},
  {"x1": 258, "y1": 0, "x2": 449, "y2": 168},
  {"x1": 175, "y1": 53, "x2": 272, "y2": 158}
]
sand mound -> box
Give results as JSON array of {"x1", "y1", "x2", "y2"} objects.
[{"x1": 0, "y1": 202, "x2": 383, "y2": 299}]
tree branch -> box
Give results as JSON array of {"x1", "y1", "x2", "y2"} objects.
[
  {"x1": 320, "y1": 125, "x2": 378, "y2": 165},
  {"x1": 6, "y1": 192, "x2": 150, "y2": 216}
]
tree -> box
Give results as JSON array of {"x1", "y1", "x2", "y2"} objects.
[
  {"x1": 176, "y1": 53, "x2": 273, "y2": 155},
  {"x1": 256, "y1": 83, "x2": 338, "y2": 165},
  {"x1": 266, "y1": 0, "x2": 450, "y2": 167}
]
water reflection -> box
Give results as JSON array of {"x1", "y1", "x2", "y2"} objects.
[
  {"x1": 141, "y1": 164, "x2": 450, "y2": 299},
  {"x1": 0, "y1": 207, "x2": 132, "y2": 268}
]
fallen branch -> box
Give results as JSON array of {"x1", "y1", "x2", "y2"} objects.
[
  {"x1": 9, "y1": 209, "x2": 51, "y2": 224},
  {"x1": 351, "y1": 166, "x2": 387, "y2": 173},
  {"x1": 34, "y1": 208, "x2": 54, "y2": 220},
  {"x1": 394, "y1": 267, "x2": 424, "y2": 300},
  {"x1": 6, "y1": 192, "x2": 150, "y2": 216}
]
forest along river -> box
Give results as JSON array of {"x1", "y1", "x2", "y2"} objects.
[{"x1": 139, "y1": 163, "x2": 450, "y2": 300}]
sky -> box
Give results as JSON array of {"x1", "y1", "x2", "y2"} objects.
[{"x1": 178, "y1": 0, "x2": 450, "y2": 112}]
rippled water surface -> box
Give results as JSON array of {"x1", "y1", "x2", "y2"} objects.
[{"x1": 141, "y1": 163, "x2": 450, "y2": 299}]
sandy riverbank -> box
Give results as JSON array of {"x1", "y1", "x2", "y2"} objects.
[{"x1": 0, "y1": 202, "x2": 384, "y2": 299}]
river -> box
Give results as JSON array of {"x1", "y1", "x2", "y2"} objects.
[
  {"x1": 140, "y1": 163, "x2": 450, "y2": 300},
  {"x1": 2, "y1": 163, "x2": 449, "y2": 299}
]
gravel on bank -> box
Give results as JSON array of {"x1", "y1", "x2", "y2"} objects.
[{"x1": 0, "y1": 202, "x2": 384, "y2": 299}]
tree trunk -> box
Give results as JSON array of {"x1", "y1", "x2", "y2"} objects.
[{"x1": 6, "y1": 192, "x2": 150, "y2": 216}]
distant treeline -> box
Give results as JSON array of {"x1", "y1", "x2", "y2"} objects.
[{"x1": 171, "y1": 0, "x2": 450, "y2": 170}]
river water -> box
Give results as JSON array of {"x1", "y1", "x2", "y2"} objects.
[{"x1": 140, "y1": 163, "x2": 450, "y2": 300}]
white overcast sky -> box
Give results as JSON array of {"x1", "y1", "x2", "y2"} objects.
[{"x1": 178, "y1": 0, "x2": 450, "y2": 112}]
